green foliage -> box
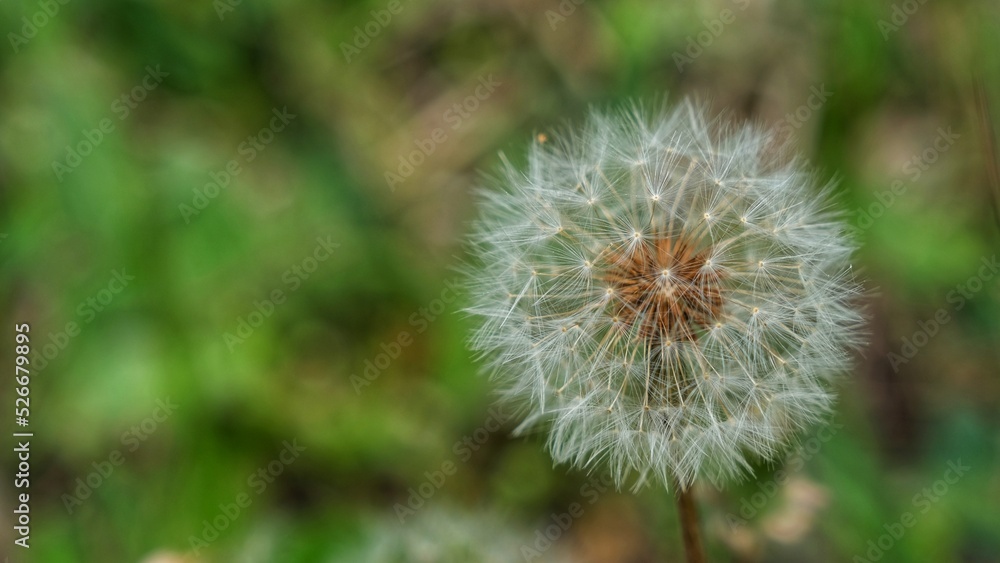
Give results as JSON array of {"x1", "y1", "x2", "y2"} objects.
[{"x1": 1, "y1": 0, "x2": 998, "y2": 560}]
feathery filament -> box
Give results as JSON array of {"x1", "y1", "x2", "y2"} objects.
[{"x1": 466, "y1": 100, "x2": 864, "y2": 490}]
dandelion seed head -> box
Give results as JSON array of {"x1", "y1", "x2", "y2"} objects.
[
  {"x1": 465, "y1": 100, "x2": 865, "y2": 490},
  {"x1": 343, "y1": 506, "x2": 576, "y2": 563}
]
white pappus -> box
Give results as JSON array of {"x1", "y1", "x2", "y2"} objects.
[{"x1": 465, "y1": 100, "x2": 865, "y2": 491}]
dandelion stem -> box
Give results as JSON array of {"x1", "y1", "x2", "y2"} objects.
[{"x1": 674, "y1": 481, "x2": 707, "y2": 563}]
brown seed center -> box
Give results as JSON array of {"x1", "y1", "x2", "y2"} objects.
[{"x1": 604, "y1": 236, "x2": 723, "y2": 342}]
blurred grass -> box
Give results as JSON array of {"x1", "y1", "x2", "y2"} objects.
[{"x1": 1, "y1": 0, "x2": 999, "y2": 561}]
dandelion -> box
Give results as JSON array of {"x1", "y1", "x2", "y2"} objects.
[
  {"x1": 466, "y1": 100, "x2": 865, "y2": 561},
  {"x1": 339, "y1": 506, "x2": 577, "y2": 563}
]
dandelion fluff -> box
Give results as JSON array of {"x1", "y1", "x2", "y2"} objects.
[{"x1": 466, "y1": 100, "x2": 864, "y2": 490}]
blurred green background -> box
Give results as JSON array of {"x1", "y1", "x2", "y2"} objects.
[{"x1": 1, "y1": 0, "x2": 999, "y2": 561}]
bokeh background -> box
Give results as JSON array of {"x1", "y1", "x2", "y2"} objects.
[{"x1": 1, "y1": 0, "x2": 999, "y2": 561}]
